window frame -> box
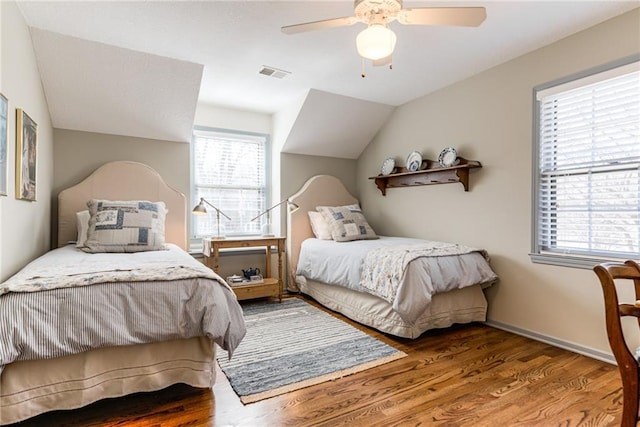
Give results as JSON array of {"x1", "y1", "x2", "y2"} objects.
[
  {"x1": 190, "y1": 125, "x2": 271, "y2": 247},
  {"x1": 530, "y1": 54, "x2": 640, "y2": 269}
]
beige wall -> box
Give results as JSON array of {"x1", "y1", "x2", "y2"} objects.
[
  {"x1": 52, "y1": 129, "x2": 190, "y2": 244},
  {"x1": 281, "y1": 152, "x2": 358, "y2": 203},
  {"x1": 357, "y1": 9, "x2": 640, "y2": 359},
  {"x1": 0, "y1": 1, "x2": 54, "y2": 281}
]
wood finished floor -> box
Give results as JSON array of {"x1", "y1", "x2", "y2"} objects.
[{"x1": 9, "y1": 296, "x2": 624, "y2": 427}]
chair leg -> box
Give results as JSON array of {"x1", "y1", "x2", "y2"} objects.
[{"x1": 621, "y1": 378, "x2": 639, "y2": 427}]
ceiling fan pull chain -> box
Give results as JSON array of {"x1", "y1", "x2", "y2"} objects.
[{"x1": 361, "y1": 57, "x2": 366, "y2": 78}]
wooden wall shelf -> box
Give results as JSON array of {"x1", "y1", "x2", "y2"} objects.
[{"x1": 369, "y1": 157, "x2": 482, "y2": 196}]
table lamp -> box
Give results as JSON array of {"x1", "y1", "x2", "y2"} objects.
[
  {"x1": 250, "y1": 199, "x2": 299, "y2": 237},
  {"x1": 192, "y1": 198, "x2": 232, "y2": 240}
]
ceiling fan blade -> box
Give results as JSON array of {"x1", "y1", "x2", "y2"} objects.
[
  {"x1": 398, "y1": 7, "x2": 487, "y2": 27},
  {"x1": 281, "y1": 16, "x2": 359, "y2": 34},
  {"x1": 373, "y1": 55, "x2": 392, "y2": 67}
]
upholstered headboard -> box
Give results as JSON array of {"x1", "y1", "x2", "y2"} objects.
[
  {"x1": 57, "y1": 161, "x2": 188, "y2": 250},
  {"x1": 287, "y1": 175, "x2": 358, "y2": 288}
]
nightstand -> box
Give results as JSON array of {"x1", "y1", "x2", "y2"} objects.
[{"x1": 203, "y1": 236, "x2": 286, "y2": 301}]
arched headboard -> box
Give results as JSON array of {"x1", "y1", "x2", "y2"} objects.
[
  {"x1": 287, "y1": 175, "x2": 358, "y2": 289},
  {"x1": 58, "y1": 161, "x2": 188, "y2": 250}
]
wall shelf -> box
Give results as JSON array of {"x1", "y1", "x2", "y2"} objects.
[{"x1": 369, "y1": 157, "x2": 482, "y2": 196}]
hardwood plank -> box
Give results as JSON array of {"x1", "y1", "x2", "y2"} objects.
[{"x1": 8, "y1": 297, "x2": 623, "y2": 426}]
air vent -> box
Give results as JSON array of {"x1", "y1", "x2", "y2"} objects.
[{"x1": 258, "y1": 66, "x2": 291, "y2": 79}]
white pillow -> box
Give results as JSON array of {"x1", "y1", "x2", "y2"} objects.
[
  {"x1": 316, "y1": 204, "x2": 378, "y2": 242},
  {"x1": 75, "y1": 210, "x2": 90, "y2": 248},
  {"x1": 308, "y1": 211, "x2": 332, "y2": 240}
]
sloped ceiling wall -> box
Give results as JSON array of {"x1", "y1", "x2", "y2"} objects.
[
  {"x1": 31, "y1": 27, "x2": 390, "y2": 157},
  {"x1": 280, "y1": 89, "x2": 395, "y2": 159},
  {"x1": 20, "y1": 3, "x2": 639, "y2": 157},
  {"x1": 30, "y1": 28, "x2": 203, "y2": 143}
]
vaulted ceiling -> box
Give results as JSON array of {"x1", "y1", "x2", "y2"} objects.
[{"x1": 16, "y1": 1, "x2": 639, "y2": 158}]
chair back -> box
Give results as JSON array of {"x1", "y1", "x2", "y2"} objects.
[{"x1": 594, "y1": 260, "x2": 640, "y2": 427}]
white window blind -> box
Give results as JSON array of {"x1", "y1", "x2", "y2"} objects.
[
  {"x1": 534, "y1": 60, "x2": 640, "y2": 263},
  {"x1": 192, "y1": 128, "x2": 268, "y2": 238}
]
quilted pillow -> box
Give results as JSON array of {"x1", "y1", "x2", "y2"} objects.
[
  {"x1": 316, "y1": 204, "x2": 378, "y2": 242},
  {"x1": 82, "y1": 199, "x2": 167, "y2": 253},
  {"x1": 308, "y1": 211, "x2": 332, "y2": 240}
]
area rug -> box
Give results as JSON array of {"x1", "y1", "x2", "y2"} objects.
[{"x1": 216, "y1": 298, "x2": 407, "y2": 404}]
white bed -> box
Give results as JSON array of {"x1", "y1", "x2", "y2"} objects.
[
  {"x1": 287, "y1": 175, "x2": 497, "y2": 339},
  {"x1": 0, "y1": 161, "x2": 246, "y2": 425}
]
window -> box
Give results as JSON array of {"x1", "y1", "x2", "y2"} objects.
[
  {"x1": 191, "y1": 127, "x2": 269, "y2": 239},
  {"x1": 531, "y1": 56, "x2": 640, "y2": 268}
]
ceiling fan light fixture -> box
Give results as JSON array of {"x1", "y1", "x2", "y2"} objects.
[{"x1": 356, "y1": 24, "x2": 397, "y2": 60}]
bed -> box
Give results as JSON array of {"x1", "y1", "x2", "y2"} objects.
[
  {"x1": 287, "y1": 174, "x2": 497, "y2": 339},
  {"x1": 0, "y1": 161, "x2": 246, "y2": 425}
]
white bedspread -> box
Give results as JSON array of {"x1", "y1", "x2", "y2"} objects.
[
  {"x1": 296, "y1": 236, "x2": 498, "y2": 324},
  {"x1": 0, "y1": 244, "x2": 224, "y2": 295}
]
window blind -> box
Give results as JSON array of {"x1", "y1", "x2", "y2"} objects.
[
  {"x1": 192, "y1": 129, "x2": 268, "y2": 237},
  {"x1": 536, "y1": 64, "x2": 640, "y2": 259}
]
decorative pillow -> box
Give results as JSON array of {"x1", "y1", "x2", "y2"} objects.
[
  {"x1": 82, "y1": 200, "x2": 167, "y2": 253},
  {"x1": 75, "y1": 210, "x2": 90, "y2": 248},
  {"x1": 316, "y1": 204, "x2": 378, "y2": 242},
  {"x1": 308, "y1": 211, "x2": 332, "y2": 240}
]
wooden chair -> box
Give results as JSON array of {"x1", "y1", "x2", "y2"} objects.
[{"x1": 594, "y1": 260, "x2": 640, "y2": 427}]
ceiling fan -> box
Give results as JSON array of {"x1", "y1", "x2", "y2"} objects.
[{"x1": 282, "y1": 0, "x2": 486, "y2": 68}]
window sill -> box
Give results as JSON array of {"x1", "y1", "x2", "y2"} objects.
[{"x1": 529, "y1": 252, "x2": 633, "y2": 269}]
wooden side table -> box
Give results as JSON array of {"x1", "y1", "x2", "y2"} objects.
[{"x1": 203, "y1": 236, "x2": 286, "y2": 302}]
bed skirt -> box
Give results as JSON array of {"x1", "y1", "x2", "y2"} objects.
[
  {"x1": 0, "y1": 337, "x2": 215, "y2": 425},
  {"x1": 296, "y1": 276, "x2": 487, "y2": 338}
]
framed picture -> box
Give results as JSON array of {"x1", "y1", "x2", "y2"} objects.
[
  {"x1": 15, "y1": 108, "x2": 37, "y2": 201},
  {"x1": 0, "y1": 93, "x2": 7, "y2": 196}
]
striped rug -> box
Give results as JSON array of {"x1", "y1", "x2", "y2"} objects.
[{"x1": 216, "y1": 298, "x2": 407, "y2": 404}]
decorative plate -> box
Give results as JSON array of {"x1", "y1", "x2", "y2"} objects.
[
  {"x1": 381, "y1": 157, "x2": 395, "y2": 175},
  {"x1": 438, "y1": 147, "x2": 459, "y2": 167},
  {"x1": 406, "y1": 151, "x2": 422, "y2": 172}
]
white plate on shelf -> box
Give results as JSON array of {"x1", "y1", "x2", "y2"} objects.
[
  {"x1": 438, "y1": 147, "x2": 459, "y2": 167},
  {"x1": 381, "y1": 157, "x2": 395, "y2": 175},
  {"x1": 406, "y1": 151, "x2": 422, "y2": 172}
]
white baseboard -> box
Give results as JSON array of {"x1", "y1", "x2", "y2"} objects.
[{"x1": 484, "y1": 319, "x2": 615, "y2": 365}]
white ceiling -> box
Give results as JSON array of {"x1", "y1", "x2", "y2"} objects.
[{"x1": 16, "y1": 1, "x2": 639, "y2": 152}]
